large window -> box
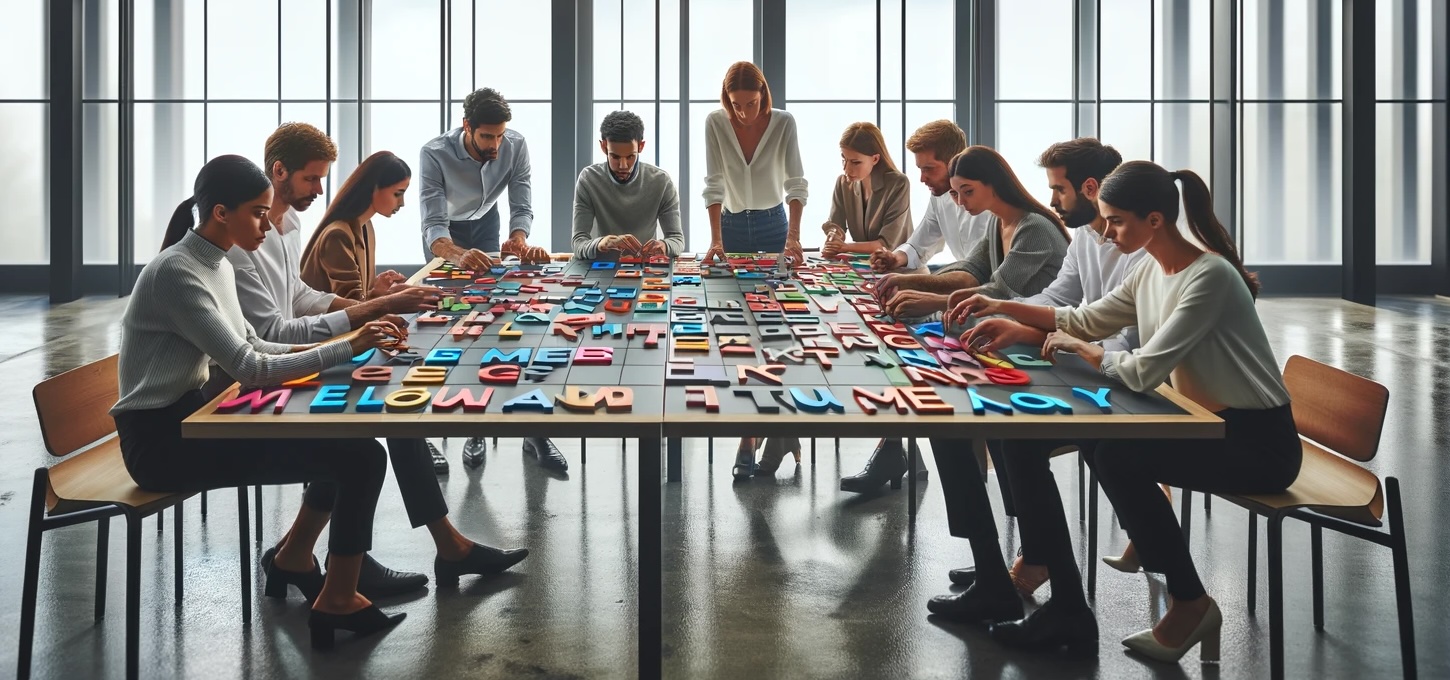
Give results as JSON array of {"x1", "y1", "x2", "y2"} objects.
[
  {"x1": 0, "y1": 0, "x2": 49, "y2": 265},
  {"x1": 1375, "y1": 0, "x2": 1444, "y2": 264},
  {"x1": 686, "y1": 0, "x2": 754, "y2": 251}
]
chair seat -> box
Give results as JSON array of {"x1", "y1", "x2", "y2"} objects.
[
  {"x1": 45, "y1": 437, "x2": 184, "y2": 517},
  {"x1": 1223, "y1": 438, "x2": 1384, "y2": 527}
]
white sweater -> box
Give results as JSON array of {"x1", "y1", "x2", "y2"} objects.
[
  {"x1": 894, "y1": 192, "x2": 994, "y2": 269},
  {"x1": 1055, "y1": 252, "x2": 1290, "y2": 411},
  {"x1": 112, "y1": 230, "x2": 354, "y2": 414},
  {"x1": 1021, "y1": 225, "x2": 1149, "y2": 352},
  {"x1": 702, "y1": 108, "x2": 808, "y2": 212}
]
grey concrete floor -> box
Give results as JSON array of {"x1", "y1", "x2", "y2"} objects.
[{"x1": 0, "y1": 294, "x2": 1446, "y2": 680}]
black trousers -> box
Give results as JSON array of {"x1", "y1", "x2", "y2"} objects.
[
  {"x1": 1088, "y1": 404, "x2": 1301, "y2": 600},
  {"x1": 929, "y1": 438, "x2": 1012, "y2": 585},
  {"x1": 114, "y1": 390, "x2": 386, "y2": 555},
  {"x1": 998, "y1": 439, "x2": 1097, "y2": 609},
  {"x1": 204, "y1": 368, "x2": 450, "y2": 530}
]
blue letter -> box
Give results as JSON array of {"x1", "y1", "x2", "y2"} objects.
[
  {"x1": 502, "y1": 388, "x2": 555, "y2": 413},
  {"x1": 425, "y1": 347, "x2": 463, "y2": 365},
  {"x1": 1072, "y1": 386, "x2": 1113, "y2": 412},
  {"x1": 310, "y1": 384, "x2": 351, "y2": 413},
  {"x1": 356, "y1": 385, "x2": 385, "y2": 413},
  {"x1": 789, "y1": 387, "x2": 846, "y2": 414},
  {"x1": 1009, "y1": 392, "x2": 1073, "y2": 415},
  {"x1": 968, "y1": 388, "x2": 1014, "y2": 415}
]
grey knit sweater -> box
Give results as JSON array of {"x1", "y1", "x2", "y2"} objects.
[
  {"x1": 571, "y1": 162, "x2": 684, "y2": 259},
  {"x1": 958, "y1": 212, "x2": 1069, "y2": 299}
]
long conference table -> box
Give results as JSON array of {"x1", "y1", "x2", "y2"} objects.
[{"x1": 183, "y1": 252, "x2": 1222, "y2": 679}]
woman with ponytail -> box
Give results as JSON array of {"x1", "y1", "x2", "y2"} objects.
[
  {"x1": 117, "y1": 155, "x2": 405, "y2": 649},
  {"x1": 958, "y1": 161, "x2": 1297, "y2": 665}
]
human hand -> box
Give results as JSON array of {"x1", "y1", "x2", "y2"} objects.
[
  {"x1": 640, "y1": 239, "x2": 668, "y2": 258},
  {"x1": 370, "y1": 270, "x2": 407, "y2": 298},
  {"x1": 703, "y1": 241, "x2": 726, "y2": 264},
  {"x1": 1040, "y1": 330, "x2": 1091, "y2": 364},
  {"x1": 869, "y1": 248, "x2": 906, "y2": 273},
  {"x1": 378, "y1": 314, "x2": 410, "y2": 338},
  {"x1": 348, "y1": 319, "x2": 402, "y2": 355},
  {"x1": 599, "y1": 234, "x2": 643, "y2": 254},
  {"x1": 381, "y1": 285, "x2": 442, "y2": 314},
  {"x1": 946, "y1": 293, "x2": 1002, "y2": 326},
  {"x1": 783, "y1": 239, "x2": 804, "y2": 264},
  {"x1": 457, "y1": 248, "x2": 493, "y2": 271},
  {"x1": 883, "y1": 290, "x2": 947, "y2": 319},
  {"x1": 502, "y1": 235, "x2": 551, "y2": 263},
  {"x1": 873, "y1": 273, "x2": 902, "y2": 302},
  {"x1": 961, "y1": 318, "x2": 1036, "y2": 354}
]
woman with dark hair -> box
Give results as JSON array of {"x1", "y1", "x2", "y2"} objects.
[
  {"x1": 301, "y1": 151, "x2": 413, "y2": 300},
  {"x1": 959, "y1": 161, "x2": 1295, "y2": 665},
  {"x1": 819, "y1": 122, "x2": 918, "y2": 272},
  {"x1": 124, "y1": 155, "x2": 405, "y2": 649},
  {"x1": 874, "y1": 145, "x2": 1070, "y2": 321}
]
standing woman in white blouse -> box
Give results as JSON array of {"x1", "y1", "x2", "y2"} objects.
[
  {"x1": 703, "y1": 61, "x2": 809, "y2": 479},
  {"x1": 702, "y1": 61, "x2": 808, "y2": 264},
  {"x1": 960, "y1": 161, "x2": 1299, "y2": 665}
]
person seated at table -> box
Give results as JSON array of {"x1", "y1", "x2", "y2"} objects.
[
  {"x1": 868, "y1": 120, "x2": 993, "y2": 274},
  {"x1": 819, "y1": 121, "x2": 919, "y2": 273},
  {"x1": 299, "y1": 150, "x2": 414, "y2": 302},
  {"x1": 571, "y1": 110, "x2": 684, "y2": 260},
  {"x1": 840, "y1": 146, "x2": 1069, "y2": 494},
  {"x1": 959, "y1": 161, "x2": 1297, "y2": 664},
  {"x1": 872, "y1": 145, "x2": 1070, "y2": 322},
  {"x1": 228, "y1": 128, "x2": 529, "y2": 596},
  {"x1": 114, "y1": 154, "x2": 403, "y2": 649}
]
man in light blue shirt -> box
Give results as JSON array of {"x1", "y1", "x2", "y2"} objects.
[
  {"x1": 418, "y1": 87, "x2": 566, "y2": 472},
  {"x1": 419, "y1": 87, "x2": 551, "y2": 270}
]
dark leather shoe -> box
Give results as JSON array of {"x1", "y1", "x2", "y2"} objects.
[
  {"x1": 462, "y1": 437, "x2": 487, "y2": 468},
  {"x1": 339, "y1": 553, "x2": 428, "y2": 599},
  {"x1": 309, "y1": 605, "x2": 406, "y2": 650},
  {"x1": 523, "y1": 437, "x2": 568, "y2": 472},
  {"x1": 840, "y1": 439, "x2": 907, "y2": 493},
  {"x1": 989, "y1": 599, "x2": 1099, "y2": 656},
  {"x1": 435, "y1": 542, "x2": 530, "y2": 587},
  {"x1": 261, "y1": 545, "x2": 324, "y2": 601},
  {"x1": 427, "y1": 440, "x2": 449, "y2": 474},
  {"x1": 927, "y1": 584, "x2": 1024, "y2": 625},
  {"x1": 948, "y1": 566, "x2": 977, "y2": 587}
]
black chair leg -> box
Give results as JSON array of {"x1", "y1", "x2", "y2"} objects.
[
  {"x1": 200, "y1": 490, "x2": 208, "y2": 519},
  {"x1": 1077, "y1": 451, "x2": 1085, "y2": 521},
  {"x1": 581, "y1": 438, "x2": 587, "y2": 466},
  {"x1": 907, "y1": 439, "x2": 918, "y2": 518},
  {"x1": 834, "y1": 438, "x2": 840, "y2": 454},
  {"x1": 1268, "y1": 514, "x2": 1284, "y2": 680},
  {"x1": 1387, "y1": 478, "x2": 1417, "y2": 679},
  {"x1": 1311, "y1": 523, "x2": 1324, "y2": 629},
  {"x1": 1087, "y1": 468, "x2": 1098, "y2": 600},
  {"x1": 96, "y1": 516, "x2": 110, "y2": 621},
  {"x1": 1179, "y1": 488, "x2": 1193, "y2": 545},
  {"x1": 707, "y1": 438, "x2": 713, "y2": 465},
  {"x1": 18, "y1": 470, "x2": 47, "y2": 680},
  {"x1": 811, "y1": 437, "x2": 816, "y2": 465},
  {"x1": 126, "y1": 511, "x2": 142, "y2": 680},
  {"x1": 157, "y1": 508, "x2": 163, "y2": 534},
  {"x1": 237, "y1": 487, "x2": 252, "y2": 625},
  {"x1": 173, "y1": 502, "x2": 184, "y2": 605},
  {"x1": 1247, "y1": 512, "x2": 1259, "y2": 613},
  {"x1": 1203, "y1": 490, "x2": 1212, "y2": 515},
  {"x1": 253, "y1": 486, "x2": 263, "y2": 545}
]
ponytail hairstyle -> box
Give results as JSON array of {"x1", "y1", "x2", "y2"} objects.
[
  {"x1": 839, "y1": 121, "x2": 898, "y2": 172},
  {"x1": 1098, "y1": 160, "x2": 1260, "y2": 298},
  {"x1": 161, "y1": 154, "x2": 271, "y2": 251},
  {"x1": 949, "y1": 146, "x2": 1069, "y2": 242},
  {"x1": 314, "y1": 151, "x2": 412, "y2": 232}
]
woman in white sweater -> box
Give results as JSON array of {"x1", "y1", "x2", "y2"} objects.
[
  {"x1": 961, "y1": 161, "x2": 1299, "y2": 665},
  {"x1": 112, "y1": 155, "x2": 405, "y2": 649}
]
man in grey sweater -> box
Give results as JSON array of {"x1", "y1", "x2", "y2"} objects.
[{"x1": 571, "y1": 111, "x2": 684, "y2": 260}]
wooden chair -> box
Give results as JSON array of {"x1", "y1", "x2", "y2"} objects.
[
  {"x1": 19, "y1": 355, "x2": 254, "y2": 680},
  {"x1": 1217, "y1": 356, "x2": 1415, "y2": 679}
]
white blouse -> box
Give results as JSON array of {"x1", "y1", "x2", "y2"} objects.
[{"x1": 702, "y1": 108, "x2": 808, "y2": 212}]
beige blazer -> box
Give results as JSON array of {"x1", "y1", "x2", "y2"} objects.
[
  {"x1": 300, "y1": 220, "x2": 377, "y2": 302},
  {"x1": 824, "y1": 165, "x2": 919, "y2": 271}
]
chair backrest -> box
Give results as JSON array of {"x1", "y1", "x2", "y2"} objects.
[
  {"x1": 32, "y1": 354, "x2": 121, "y2": 457},
  {"x1": 1283, "y1": 355, "x2": 1389, "y2": 463}
]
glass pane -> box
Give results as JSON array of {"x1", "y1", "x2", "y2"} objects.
[
  {"x1": 906, "y1": 0, "x2": 954, "y2": 100},
  {"x1": 281, "y1": 0, "x2": 329, "y2": 100},
  {"x1": 206, "y1": 103, "x2": 281, "y2": 170},
  {"x1": 786, "y1": 0, "x2": 876, "y2": 100},
  {"x1": 1155, "y1": 0, "x2": 1211, "y2": 99},
  {"x1": 655, "y1": 102, "x2": 682, "y2": 191},
  {"x1": 788, "y1": 103, "x2": 878, "y2": 250},
  {"x1": 594, "y1": 0, "x2": 623, "y2": 102},
  {"x1": 332, "y1": 0, "x2": 362, "y2": 100},
  {"x1": 1153, "y1": 103, "x2": 1211, "y2": 178},
  {"x1": 1100, "y1": 0, "x2": 1152, "y2": 101},
  {"x1": 2, "y1": 1, "x2": 46, "y2": 99},
  {"x1": 504, "y1": 103, "x2": 553, "y2": 252},
  {"x1": 623, "y1": 0, "x2": 661, "y2": 100},
  {"x1": 1099, "y1": 103, "x2": 1153, "y2": 164},
  {"x1": 1241, "y1": 103, "x2": 1341, "y2": 264},
  {"x1": 134, "y1": 104, "x2": 205, "y2": 263},
  {"x1": 687, "y1": 102, "x2": 716, "y2": 248},
  {"x1": 689, "y1": 0, "x2": 753, "y2": 101},
  {"x1": 0, "y1": 104, "x2": 48, "y2": 264},
  {"x1": 83, "y1": 0, "x2": 121, "y2": 100},
  {"x1": 331, "y1": 102, "x2": 363, "y2": 196},
  {"x1": 659, "y1": 0, "x2": 682, "y2": 100},
  {"x1": 136, "y1": 0, "x2": 206, "y2": 100},
  {"x1": 1241, "y1": 0, "x2": 1340, "y2": 100},
  {"x1": 995, "y1": 103, "x2": 1074, "y2": 206},
  {"x1": 997, "y1": 0, "x2": 1073, "y2": 100},
  {"x1": 1375, "y1": 0, "x2": 1437, "y2": 100},
  {"x1": 207, "y1": 0, "x2": 280, "y2": 100},
  {"x1": 1375, "y1": 103, "x2": 1436, "y2": 264},
  {"x1": 450, "y1": 0, "x2": 474, "y2": 100},
  {"x1": 881, "y1": 0, "x2": 904, "y2": 101},
  {"x1": 366, "y1": 103, "x2": 441, "y2": 267},
  {"x1": 83, "y1": 103, "x2": 120, "y2": 264},
  {"x1": 371, "y1": 0, "x2": 440, "y2": 100},
  {"x1": 474, "y1": 1, "x2": 552, "y2": 101}
]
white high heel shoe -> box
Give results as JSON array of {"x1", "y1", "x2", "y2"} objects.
[
  {"x1": 1102, "y1": 550, "x2": 1142, "y2": 574},
  {"x1": 1122, "y1": 598, "x2": 1222, "y2": 664}
]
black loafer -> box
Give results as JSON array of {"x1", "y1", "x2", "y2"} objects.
[
  {"x1": 462, "y1": 437, "x2": 488, "y2": 468},
  {"x1": 948, "y1": 566, "x2": 977, "y2": 587},
  {"x1": 331, "y1": 553, "x2": 428, "y2": 599},
  {"x1": 926, "y1": 584, "x2": 1024, "y2": 625},
  {"x1": 435, "y1": 542, "x2": 530, "y2": 587},
  {"x1": 989, "y1": 599, "x2": 1099, "y2": 656},
  {"x1": 522, "y1": 437, "x2": 568, "y2": 472}
]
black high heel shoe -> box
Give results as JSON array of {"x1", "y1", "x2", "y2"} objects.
[
  {"x1": 435, "y1": 542, "x2": 530, "y2": 587},
  {"x1": 262, "y1": 546, "x2": 324, "y2": 601},
  {"x1": 839, "y1": 439, "x2": 908, "y2": 493},
  {"x1": 309, "y1": 605, "x2": 406, "y2": 650}
]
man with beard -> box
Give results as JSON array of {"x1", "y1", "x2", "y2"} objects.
[
  {"x1": 419, "y1": 87, "x2": 565, "y2": 472},
  {"x1": 570, "y1": 110, "x2": 683, "y2": 260}
]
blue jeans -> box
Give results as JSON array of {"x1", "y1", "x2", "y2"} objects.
[
  {"x1": 720, "y1": 203, "x2": 787, "y2": 253},
  {"x1": 423, "y1": 203, "x2": 501, "y2": 261}
]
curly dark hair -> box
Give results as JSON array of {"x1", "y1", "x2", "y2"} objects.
[
  {"x1": 463, "y1": 88, "x2": 512, "y2": 127},
  {"x1": 600, "y1": 110, "x2": 645, "y2": 143}
]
